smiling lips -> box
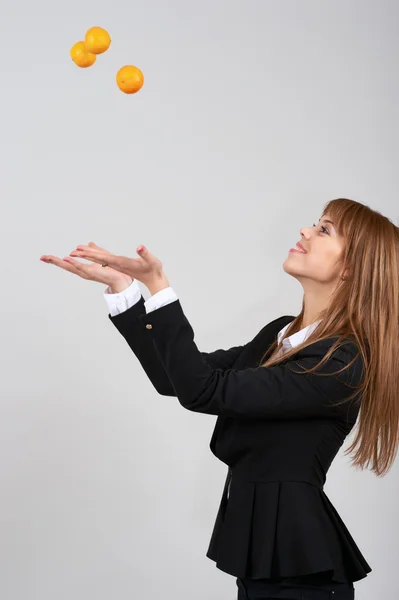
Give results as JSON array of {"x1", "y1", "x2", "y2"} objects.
[
  {"x1": 296, "y1": 242, "x2": 307, "y2": 253},
  {"x1": 289, "y1": 242, "x2": 308, "y2": 254}
]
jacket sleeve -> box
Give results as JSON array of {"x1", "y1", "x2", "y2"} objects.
[
  {"x1": 109, "y1": 295, "x2": 253, "y2": 396},
  {"x1": 138, "y1": 299, "x2": 364, "y2": 419}
]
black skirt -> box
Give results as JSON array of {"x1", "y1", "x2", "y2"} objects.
[{"x1": 236, "y1": 571, "x2": 355, "y2": 598}]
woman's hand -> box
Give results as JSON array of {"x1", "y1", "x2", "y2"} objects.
[
  {"x1": 40, "y1": 242, "x2": 133, "y2": 292},
  {"x1": 69, "y1": 242, "x2": 165, "y2": 288}
]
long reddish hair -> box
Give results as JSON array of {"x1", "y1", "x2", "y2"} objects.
[{"x1": 258, "y1": 198, "x2": 399, "y2": 477}]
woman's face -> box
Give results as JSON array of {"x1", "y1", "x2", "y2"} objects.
[{"x1": 283, "y1": 214, "x2": 346, "y2": 287}]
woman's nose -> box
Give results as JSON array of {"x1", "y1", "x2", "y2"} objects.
[{"x1": 300, "y1": 227, "x2": 312, "y2": 237}]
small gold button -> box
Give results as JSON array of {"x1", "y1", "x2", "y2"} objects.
[{"x1": 145, "y1": 324, "x2": 153, "y2": 329}]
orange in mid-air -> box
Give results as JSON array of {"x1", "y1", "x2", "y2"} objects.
[
  {"x1": 84, "y1": 27, "x2": 111, "y2": 54},
  {"x1": 116, "y1": 65, "x2": 144, "y2": 94},
  {"x1": 70, "y1": 41, "x2": 96, "y2": 68}
]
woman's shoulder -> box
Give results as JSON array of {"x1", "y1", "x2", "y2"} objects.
[
  {"x1": 258, "y1": 314, "x2": 296, "y2": 335},
  {"x1": 247, "y1": 315, "x2": 295, "y2": 347}
]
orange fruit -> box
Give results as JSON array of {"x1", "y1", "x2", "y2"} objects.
[
  {"x1": 84, "y1": 27, "x2": 111, "y2": 55},
  {"x1": 116, "y1": 65, "x2": 144, "y2": 94},
  {"x1": 70, "y1": 41, "x2": 96, "y2": 68}
]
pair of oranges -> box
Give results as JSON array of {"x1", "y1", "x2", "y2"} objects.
[{"x1": 70, "y1": 27, "x2": 144, "y2": 95}]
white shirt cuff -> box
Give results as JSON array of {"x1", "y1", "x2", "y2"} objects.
[
  {"x1": 104, "y1": 279, "x2": 141, "y2": 316},
  {"x1": 144, "y1": 287, "x2": 178, "y2": 313},
  {"x1": 104, "y1": 279, "x2": 178, "y2": 316}
]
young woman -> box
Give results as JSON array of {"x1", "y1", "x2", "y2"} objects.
[{"x1": 40, "y1": 198, "x2": 399, "y2": 599}]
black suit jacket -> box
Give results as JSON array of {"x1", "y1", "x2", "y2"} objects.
[{"x1": 109, "y1": 296, "x2": 372, "y2": 583}]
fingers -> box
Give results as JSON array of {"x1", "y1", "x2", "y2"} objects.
[
  {"x1": 40, "y1": 255, "x2": 82, "y2": 276},
  {"x1": 88, "y1": 241, "x2": 110, "y2": 252},
  {"x1": 73, "y1": 248, "x2": 141, "y2": 278},
  {"x1": 62, "y1": 257, "x2": 87, "y2": 273},
  {"x1": 41, "y1": 243, "x2": 159, "y2": 283},
  {"x1": 70, "y1": 243, "x2": 147, "y2": 267},
  {"x1": 70, "y1": 244, "x2": 130, "y2": 275},
  {"x1": 136, "y1": 245, "x2": 163, "y2": 271},
  {"x1": 70, "y1": 244, "x2": 110, "y2": 265}
]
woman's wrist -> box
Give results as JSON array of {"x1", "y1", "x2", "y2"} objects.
[
  {"x1": 146, "y1": 273, "x2": 170, "y2": 296},
  {"x1": 109, "y1": 276, "x2": 133, "y2": 293}
]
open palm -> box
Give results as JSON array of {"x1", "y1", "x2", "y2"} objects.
[
  {"x1": 69, "y1": 242, "x2": 163, "y2": 284},
  {"x1": 40, "y1": 242, "x2": 132, "y2": 287}
]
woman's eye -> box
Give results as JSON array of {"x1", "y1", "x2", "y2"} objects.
[{"x1": 312, "y1": 223, "x2": 329, "y2": 234}]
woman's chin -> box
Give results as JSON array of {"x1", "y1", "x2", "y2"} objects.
[{"x1": 282, "y1": 257, "x2": 301, "y2": 278}]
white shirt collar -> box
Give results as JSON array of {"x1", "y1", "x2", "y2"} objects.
[{"x1": 277, "y1": 319, "x2": 321, "y2": 350}]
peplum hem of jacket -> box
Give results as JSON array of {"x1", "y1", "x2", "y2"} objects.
[{"x1": 206, "y1": 474, "x2": 371, "y2": 583}]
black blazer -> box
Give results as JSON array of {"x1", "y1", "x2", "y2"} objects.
[{"x1": 109, "y1": 296, "x2": 372, "y2": 583}]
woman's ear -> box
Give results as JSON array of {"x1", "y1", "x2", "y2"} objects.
[{"x1": 341, "y1": 268, "x2": 349, "y2": 281}]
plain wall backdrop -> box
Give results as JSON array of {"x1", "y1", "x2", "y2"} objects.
[{"x1": 1, "y1": 1, "x2": 398, "y2": 598}]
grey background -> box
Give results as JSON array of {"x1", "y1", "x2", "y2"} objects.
[{"x1": 1, "y1": 1, "x2": 398, "y2": 598}]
